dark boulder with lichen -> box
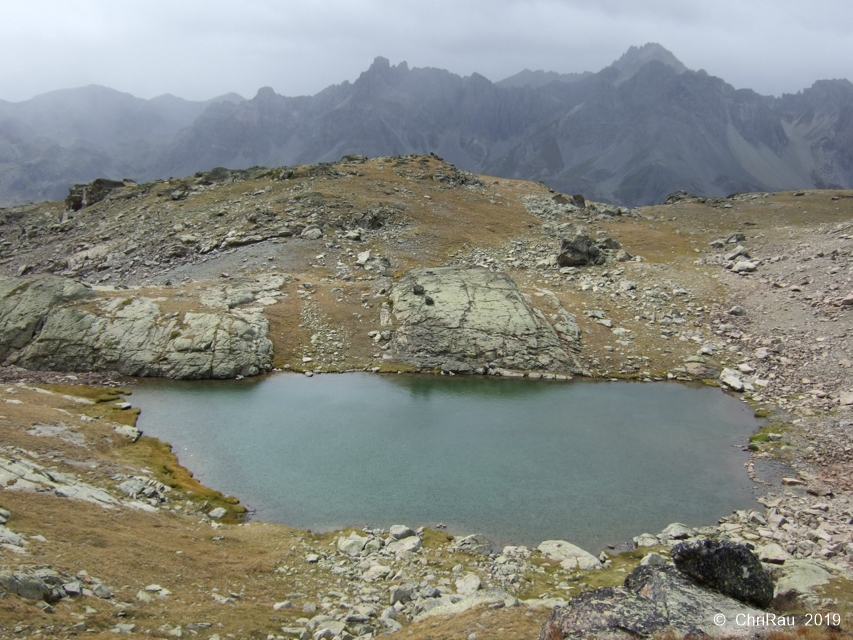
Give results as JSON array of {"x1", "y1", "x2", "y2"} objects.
[
  {"x1": 539, "y1": 562, "x2": 770, "y2": 639},
  {"x1": 671, "y1": 538, "x2": 774, "y2": 608},
  {"x1": 557, "y1": 227, "x2": 624, "y2": 267}
]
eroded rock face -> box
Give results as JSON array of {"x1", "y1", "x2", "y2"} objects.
[
  {"x1": 390, "y1": 267, "x2": 580, "y2": 373},
  {"x1": 0, "y1": 276, "x2": 96, "y2": 360},
  {"x1": 0, "y1": 276, "x2": 273, "y2": 379}
]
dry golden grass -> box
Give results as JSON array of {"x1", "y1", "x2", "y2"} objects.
[{"x1": 388, "y1": 605, "x2": 548, "y2": 640}]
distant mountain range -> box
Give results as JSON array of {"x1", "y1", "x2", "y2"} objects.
[{"x1": 1, "y1": 43, "x2": 851, "y2": 207}]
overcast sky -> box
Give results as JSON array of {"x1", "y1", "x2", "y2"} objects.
[{"x1": 1, "y1": 0, "x2": 851, "y2": 103}]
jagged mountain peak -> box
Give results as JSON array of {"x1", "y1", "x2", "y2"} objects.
[
  {"x1": 609, "y1": 43, "x2": 688, "y2": 84},
  {"x1": 360, "y1": 57, "x2": 410, "y2": 79},
  {"x1": 254, "y1": 86, "x2": 278, "y2": 100}
]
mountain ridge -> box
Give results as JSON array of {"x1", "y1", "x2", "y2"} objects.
[{"x1": 1, "y1": 44, "x2": 851, "y2": 207}]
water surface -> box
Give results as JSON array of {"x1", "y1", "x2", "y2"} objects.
[{"x1": 132, "y1": 374, "x2": 759, "y2": 550}]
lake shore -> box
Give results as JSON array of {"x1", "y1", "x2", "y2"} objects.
[{"x1": 1, "y1": 158, "x2": 852, "y2": 637}]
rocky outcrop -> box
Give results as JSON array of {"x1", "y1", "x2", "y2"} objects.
[
  {"x1": 0, "y1": 276, "x2": 273, "y2": 379},
  {"x1": 557, "y1": 231, "x2": 606, "y2": 267},
  {"x1": 540, "y1": 563, "x2": 768, "y2": 639},
  {"x1": 65, "y1": 178, "x2": 127, "y2": 212},
  {"x1": 390, "y1": 267, "x2": 581, "y2": 373},
  {"x1": 0, "y1": 276, "x2": 97, "y2": 360},
  {"x1": 557, "y1": 227, "x2": 626, "y2": 267}
]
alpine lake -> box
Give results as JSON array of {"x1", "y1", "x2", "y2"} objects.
[{"x1": 131, "y1": 373, "x2": 762, "y2": 552}]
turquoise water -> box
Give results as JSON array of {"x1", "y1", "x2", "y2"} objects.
[{"x1": 132, "y1": 374, "x2": 759, "y2": 550}]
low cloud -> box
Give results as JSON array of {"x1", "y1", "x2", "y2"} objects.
[{"x1": 1, "y1": 0, "x2": 850, "y2": 102}]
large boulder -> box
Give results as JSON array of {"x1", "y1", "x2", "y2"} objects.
[
  {"x1": 671, "y1": 539, "x2": 773, "y2": 608},
  {"x1": 539, "y1": 565, "x2": 767, "y2": 639},
  {"x1": 65, "y1": 178, "x2": 126, "y2": 211},
  {"x1": 390, "y1": 267, "x2": 581, "y2": 372},
  {"x1": 0, "y1": 276, "x2": 273, "y2": 379},
  {"x1": 557, "y1": 232, "x2": 604, "y2": 267},
  {"x1": 557, "y1": 227, "x2": 625, "y2": 267},
  {"x1": 0, "y1": 276, "x2": 96, "y2": 360}
]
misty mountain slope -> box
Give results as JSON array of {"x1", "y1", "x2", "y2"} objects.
[
  {"x1": 486, "y1": 62, "x2": 798, "y2": 204},
  {"x1": 0, "y1": 86, "x2": 244, "y2": 204},
  {"x1": 496, "y1": 69, "x2": 592, "y2": 89},
  {"x1": 164, "y1": 57, "x2": 569, "y2": 176},
  {"x1": 158, "y1": 47, "x2": 853, "y2": 206},
  {"x1": 1, "y1": 44, "x2": 852, "y2": 207},
  {"x1": 776, "y1": 79, "x2": 853, "y2": 189}
]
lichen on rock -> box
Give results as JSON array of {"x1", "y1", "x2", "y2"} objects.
[
  {"x1": 0, "y1": 275, "x2": 273, "y2": 379},
  {"x1": 390, "y1": 267, "x2": 581, "y2": 373}
]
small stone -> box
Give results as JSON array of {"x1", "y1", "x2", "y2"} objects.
[
  {"x1": 640, "y1": 553, "x2": 666, "y2": 566},
  {"x1": 660, "y1": 523, "x2": 693, "y2": 540},
  {"x1": 389, "y1": 585, "x2": 413, "y2": 605},
  {"x1": 538, "y1": 540, "x2": 602, "y2": 570},
  {"x1": 633, "y1": 533, "x2": 660, "y2": 548},
  {"x1": 756, "y1": 543, "x2": 790, "y2": 565},
  {"x1": 363, "y1": 564, "x2": 391, "y2": 581},
  {"x1": 732, "y1": 260, "x2": 757, "y2": 273},
  {"x1": 719, "y1": 368, "x2": 744, "y2": 392},
  {"x1": 208, "y1": 507, "x2": 227, "y2": 519},
  {"x1": 338, "y1": 531, "x2": 369, "y2": 556},
  {"x1": 450, "y1": 534, "x2": 492, "y2": 556},
  {"x1": 727, "y1": 305, "x2": 746, "y2": 316},
  {"x1": 725, "y1": 246, "x2": 750, "y2": 261},
  {"x1": 93, "y1": 583, "x2": 112, "y2": 599},
  {"x1": 136, "y1": 590, "x2": 154, "y2": 602},
  {"x1": 389, "y1": 525, "x2": 415, "y2": 540},
  {"x1": 455, "y1": 573, "x2": 482, "y2": 595},
  {"x1": 386, "y1": 535, "x2": 422, "y2": 554}
]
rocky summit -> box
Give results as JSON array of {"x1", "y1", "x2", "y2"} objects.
[{"x1": 0, "y1": 153, "x2": 852, "y2": 639}]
